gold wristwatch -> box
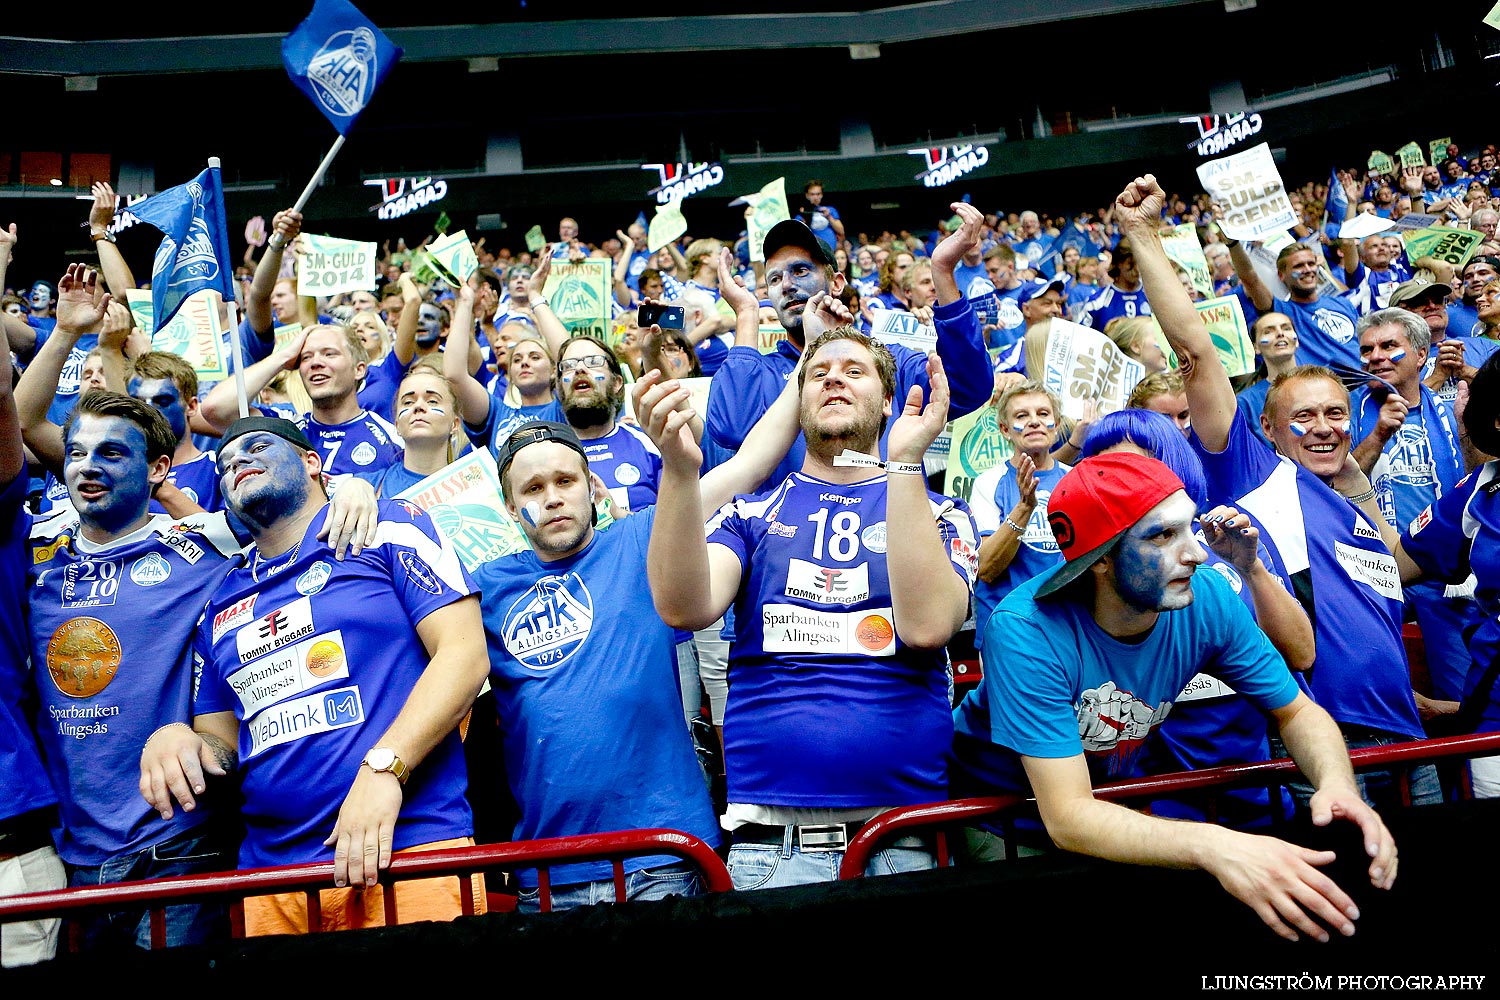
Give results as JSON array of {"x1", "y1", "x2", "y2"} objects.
[{"x1": 362, "y1": 747, "x2": 409, "y2": 784}]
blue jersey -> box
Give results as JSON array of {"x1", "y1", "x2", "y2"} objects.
[
  {"x1": 474, "y1": 508, "x2": 719, "y2": 885},
  {"x1": 466, "y1": 394, "x2": 564, "y2": 458},
  {"x1": 706, "y1": 472, "x2": 979, "y2": 808},
  {"x1": 1401, "y1": 463, "x2": 1500, "y2": 729},
  {"x1": 0, "y1": 472, "x2": 58, "y2": 824},
  {"x1": 1079, "y1": 285, "x2": 1151, "y2": 330},
  {"x1": 295, "y1": 409, "x2": 403, "y2": 489},
  {"x1": 1448, "y1": 301, "x2": 1482, "y2": 339},
  {"x1": 1066, "y1": 281, "x2": 1101, "y2": 320},
  {"x1": 1235, "y1": 377, "x2": 1273, "y2": 449},
  {"x1": 966, "y1": 278, "x2": 1025, "y2": 343},
  {"x1": 696, "y1": 334, "x2": 728, "y2": 378},
  {"x1": 624, "y1": 250, "x2": 651, "y2": 291},
  {"x1": 706, "y1": 296, "x2": 991, "y2": 491},
  {"x1": 163, "y1": 449, "x2": 224, "y2": 513},
  {"x1": 193, "y1": 500, "x2": 477, "y2": 867},
  {"x1": 1011, "y1": 237, "x2": 1053, "y2": 274},
  {"x1": 581, "y1": 422, "x2": 662, "y2": 512},
  {"x1": 358, "y1": 350, "x2": 405, "y2": 422},
  {"x1": 1192, "y1": 410, "x2": 1422, "y2": 738},
  {"x1": 967, "y1": 461, "x2": 1069, "y2": 645},
  {"x1": 1272, "y1": 295, "x2": 1360, "y2": 369},
  {"x1": 950, "y1": 566, "x2": 1300, "y2": 798},
  {"x1": 26, "y1": 508, "x2": 242, "y2": 864},
  {"x1": 1350, "y1": 385, "x2": 1462, "y2": 532}
]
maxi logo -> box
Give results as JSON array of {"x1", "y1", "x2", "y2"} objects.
[
  {"x1": 236, "y1": 596, "x2": 316, "y2": 665},
  {"x1": 212, "y1": 594, "x2": 257, "y2": 644},
  {"x1": 784, "y1": 558, "x2": 871, "y2": 605},
  {"x1": 246, "y1": 684, "x2": 364, "y2": 760},
  {"x1": 501, "y1": 572, "x2": 595, "y2": 670}
]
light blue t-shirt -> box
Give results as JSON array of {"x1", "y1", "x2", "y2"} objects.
[{"x1": 966, "y1": 460, "x2": 1069, "y2": 646}]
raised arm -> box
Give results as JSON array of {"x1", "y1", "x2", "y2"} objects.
[
  {"x1": 886, "y1": 354, "x2": 970, "y2": 647},
  {"x1": 931, "y1": 201, "x2": 983, "y2": 306},
  {"x1": 88, "y1": 182, "x2": 138, "y2": 301},
  {"x1": 1120, "y1": 175, "x2": 1238, "y2": 451},
  {"x1": 0, "y1": 337, "x2": 20, "y2": 489},
  {"x1": 1226, "y1": 239, "x2": 1275, "y2": 314},
  {"x1": 976, "y1": 458, "x2": 1036, "y2": 583},
  {"x1": 16, "y1": 265, "x2": 110, "y2": 472},
  {"x1": 526, "y1": 249, "x2": 572, "y2": 360},
  {"x1": 391, "y1": 272, "x2": 422, "y2": 367},
  {"x1": 0, "y1": 224, "x2": 36, "y2": 360},
  {"x1": 95, "y1": 301, "x2": 136, "y2": 394},
  {"x1": 246, "y1": 209, "x2": 302, "y2": 334},
  {"x1": 199, "y1": 328, "x2": 306, "y2": 432},
  {"x1": 440, "y1": 278, "x2": 492, "y2": 428}
]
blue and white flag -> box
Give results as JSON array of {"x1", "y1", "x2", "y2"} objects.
[
  {"x1": 1325, "y1": 167, "x2": 1348, "y2": 240},
  {"x1": 281, "y1": 0, "x2": 402, "y2": 136},
  {"x1": 131, "y1": 166, "x2": 236, "y2": 331}
]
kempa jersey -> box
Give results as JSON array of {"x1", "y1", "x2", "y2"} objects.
[
  {"x1": 294, "y1": 409, "x2": 403, "y2": 488},
  {"x1": 706, "y1": 472, "x2": 978, "y2": 809},
  {"x1": 25, "y1": 508, "x2": 243, "y2": 865},
  {"x1": 1079, "y1": 285, "x2": 1152, "y2": 329},
  {"x1": 193, "y1": 500, "x2": 476, "y2": 867}
]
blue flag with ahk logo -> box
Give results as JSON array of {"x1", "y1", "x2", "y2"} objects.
[
  {"x1": 281, "y1": 0, "x2": 402, "y2": 136},
  {"x1": 130, "y1": 166, "x2": 236, "y2": 331}
]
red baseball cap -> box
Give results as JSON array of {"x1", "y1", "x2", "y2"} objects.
[{"x1": 1035, "y1": 452, "x2": 1187, "y2": 598}]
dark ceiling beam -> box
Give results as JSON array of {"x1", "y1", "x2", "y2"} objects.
[{"x1": 0, "y1": 0, "x2": 1211, "y2": 75}]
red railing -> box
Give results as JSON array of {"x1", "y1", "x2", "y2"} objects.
[
  {"x1": 837, "y1": 731, "x2": 1500, "y2": 879},
  {"x1": 0, "y1": 828, "x2": 730, "y2": 951}
]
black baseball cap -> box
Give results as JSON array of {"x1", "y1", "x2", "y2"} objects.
[
  {"x1": 495, "y1": 421, "x2": 589, "y2": 485},
  {"x1": 762, "y1": 219, "x2": 837, "y2": 267},
  {"x1": 1462, "y1": 254, "x2": 1500, "y2": 276},
  {"x1": 217, "y1": 415, "x2": 314, "y2": 471}
]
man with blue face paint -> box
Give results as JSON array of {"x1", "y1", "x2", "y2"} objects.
[
  {"x1": 951, "y1": 451, "x2": 1399, "y2": 945},
  {"x1": 707, "y1": 205, "x2": 992, "y2": 492},
  {"x1": 143, "y1": 415, "x2": 488, "y2": 936},
  {"x1": 15, "y1": 383, "x2": 244, "y2": 952},
  {"x1": 123, "y1": 352, "x2": 224, "y2": 512},
  {"x1": 1118, "y1": 173, "x2": 1440, "y2": 813}
]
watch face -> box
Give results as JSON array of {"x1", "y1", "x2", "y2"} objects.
[{"x1": 366, "y1": 748, "x2": 395, "y2": 771}]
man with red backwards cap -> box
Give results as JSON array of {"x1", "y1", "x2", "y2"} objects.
[{"x1": 950, "y1": 452, "x2": 1399, "y2": 944}]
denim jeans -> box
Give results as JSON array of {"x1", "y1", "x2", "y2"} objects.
[
  {"x1": 66, "y1": 824, "x2": 231, "y2": 951},
  {"x1": 1271, "y1": 726, "x2": 1443, "y2": 813},
  {"x1": 727, "y1": 826, "x2": 935, "y2": 890},
  {"x1": 516, "y1": 861, "x2": 703, "y2": 913}
]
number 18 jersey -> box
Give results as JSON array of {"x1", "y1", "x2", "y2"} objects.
[{"x1": 705, "y1": 472, "x2": 978, "y2": 809}]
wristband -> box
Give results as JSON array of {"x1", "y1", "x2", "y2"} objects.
[
  {"x1": 532, "y1": 295, "x2": 550, "y2": 309},
  {"x1": 885, "y1": 461, "x2": 925, "y2": 476},
  {"x1": 267, "y1": 234, "x2": 287, "y2": 250},
  {"x1": 1004, "y1": 517, "x2": 1027, "y2": 534},
  {"x1": 1344, "y1": 487, "x2": 1377, "y2": 505},
  {"x1": 832, "y1": 449, "x2": 924, "y2": 476},
  {"x1": 147, "y1": 721, "x2": 194, "y2": 744}
]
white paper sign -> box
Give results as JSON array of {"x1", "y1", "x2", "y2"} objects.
[
  {"x1": 1197, "y1": 143, "x2": 1298, "y2": 242},
  {"x1": 1036, "y1": 319, "x2": 1147, "y2": 419},
  {"x1": 1338, "y1": 213, "x2": 1392, "y2": 241}
]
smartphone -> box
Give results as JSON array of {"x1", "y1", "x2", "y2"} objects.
[{"x1": 639, "y1": 303, "x2": 685, "y2": 330}]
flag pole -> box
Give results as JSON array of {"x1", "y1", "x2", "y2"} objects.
[
  {"x1": 212, "y1": 155, "x2": 250, "y2": 420},
  {"x1": 291, "y1": 134, "x2": 346, "y2": 214}
]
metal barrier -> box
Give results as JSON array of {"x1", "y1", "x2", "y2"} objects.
[
  {"x1": 0, "y1": 828, "x2": 730, "y2": 952},
  {"x1": 837, "y1": 731, "x2": 1500, "y2": 879}
]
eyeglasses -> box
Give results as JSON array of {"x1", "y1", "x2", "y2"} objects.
[{"x1": 558, "y1": 354, "x2": 610, "y2": 375}]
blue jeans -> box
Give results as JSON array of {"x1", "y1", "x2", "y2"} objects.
[
  {"x1": 1271, "y1": 726, "x2": 1443, "y2": 813},
  {"x1": 66, "y1": 824, "x2": 231, "y2": 951},
  {"x1": 516, "y1": 861, "x2": 703, "y2": 913},
  {"x1": 727, "y1": 826, "x2": 935, "y2": 890}
]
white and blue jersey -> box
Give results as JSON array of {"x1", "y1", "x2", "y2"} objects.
[
  {"x1": 1079, "y1": 286, "x2": 1151, "y2": 330},
  {"x1": 193, "y1": 500, "x2": 477, "y2": 867},
  {"x1": 295, "y1": 410, "x2": 403, "y2": 489},
  {"x1": 474, "y1": 508, "x2": 720, "y2": 886},
  {"x1": 581, "y1": 422, "x2": 663, "y2": 512},
  {"x1": 950, "y1": 566, "x2": 1300, "y2": 799},
  {"x1": 1345, "y1": 262, "x2": 1409, "y2": 315},
  {"x1": 967, "y1": 461, "x2": 1069, "y2": 646},
  {"x1": 1193, "y1": 410, "x2": 1422, "y2": 739},
  {"x1": 1066, "y1": 281, "x2": 1101, "y2": 320},
  {"x1": 1350, "y1": 385, "x2": 1463, "y2": 532},
  {"x1": 1235, "y1": 378, "x2": 1273, "y2": 449},
  {"x1": 706, "y1": 472, "x2": 979, "y2": 809},
  {"x1": 1272, "y1": 295, "x2": 1360, "y2": 369},
  {"x1": 1422, "y1": 336, "x2": 1500, "y2": 407},
  {"x1": 163, "y1": 450, "x2": 224, "y2": 514},
  {"x1": 966, "y1": 277, "x2": 1025, "y2": 343},
  {"x1": 26, "y1": 507, "x2": 242, "y2": 864}
]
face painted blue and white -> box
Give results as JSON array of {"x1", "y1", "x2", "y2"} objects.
[
  {"x1": 29, "y1": 282, "x2": 52, "y2": 312},
  {"x1": 127, "y1": 376, "x2": 189, "y2": 442},
  {"x1": 416, "y1": 304, "x2": 444, "y2": 346},
  {"x1": 1110, "y1": 491, "x2": 1204, "y2": 613},
  {"x1": 218, "y1": 431, "x2": 315, "y2": 531},
  {"x1": 764, "y1": 247, "x2": 832, "y2": 336},
  {"x1": 64, "y1": 414, "x2": 161, "y2": 539}
]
